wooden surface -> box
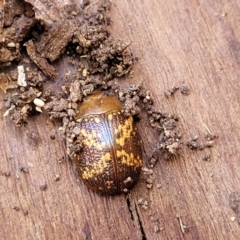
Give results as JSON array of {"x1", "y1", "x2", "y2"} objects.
[{"x1": 1, "y1": 0, "x2": 240, "y2": 239}]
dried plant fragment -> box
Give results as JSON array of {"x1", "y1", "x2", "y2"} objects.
[
  {"x1": 0, "y1": 73, "x2": 18, "y2": 93},
  {"x1": 17, "y1": 65, "x2": 27, "y2": 87},
  {"x1": 35, "y1": 19, "x2": 79, "y2": 62},
  {"x1": 25, "y1": 40, "x2": 57, "y2": 79}
]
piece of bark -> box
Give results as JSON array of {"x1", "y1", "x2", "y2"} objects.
[
  {"x1": 0, "y1": 0, "x2": 4, "y2": 29},
  {"x1": 24, "y1": 40, "x2": 57, "y2": 79},
  {"x1": 2, "y1": 14, "x2": 36, "y2": 43},
  {"x1": 25, "y1": 0, "x2": 74, "y2": 25},
  {"x1": 3, "y1": 0, "x2": 25, "y2": 27},
  {"x1": 0, "y1": 14, "x2": 36, "y2": 64},
  {"x1": 35, "y1": 19, "x2": 79, "y2": 62}
]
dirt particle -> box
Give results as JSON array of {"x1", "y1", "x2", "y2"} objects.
[
  {"x1": 137, "y1": 198, "x2": 149, "y2": 210},
  {"x1": 180, "y1": 85, "x2": 190, "y2": 95},
  {"x1": 148, "y1": 151, "x2": 159, "y2": 168},
  {"x1": 164, "y1": 85, "x2": 179, "y2": 97},
  {"x1": 20, "y1": 166, "x2": 29, "y2": 173},
  {"x1": 50, "y1": 134, "x2": 56, "y2": 140},
  {"x1": 12, "y1": 205, "x2": 20, "y2": 211},
  {"x1": 187, "y1": 134, "x2": 216, "y2": 151},
  {"x1": 124, "y1": 177, "x2": 133, "y2": 184},
  {"x1": 148, "y1": 156, "x2": 158, "y2": 168},
  {"x1": 153, "y1": 225, "x2": 161, "y2": 233},
  {"x1": 142, "y1": 167, "x2": 153, "y2": 175},
  {"x1": 58, "y1": 156, "x2": 64, "y2": 163},
  {"x1": 23, "y1": 210, "x2": 29, "y2": 216},
  {"x1": 54, "y1": 174, "x2": 60, "y2": 181},
  {"x1": 40, "y1": 184, "x2": 48, "y2": 191},
  {"x1": 186, "y1": 138, "x2": 199, "y2": 150},
  {"x1": 3, "y1": 172, "x2": 11, "y2": 177},
  {"x1": 202, "y1": 154, "x2": 211, "y2": 161},
  {"x1": 146, "y1": 184, "x2": 153, "y2": 189},
  {"x1": 146, "y1": 178, "x2": 153, "y2": 184},
  {"x1": 26, "y1": 131, "x2": 39, "y2": 145},
  {"x1": 205, "y1": 133, "x2": 218, "y2": 141}
]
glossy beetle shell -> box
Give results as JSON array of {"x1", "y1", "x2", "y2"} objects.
[{"x1": 74, "y1": 92, "x2": 143, "y2": 195}]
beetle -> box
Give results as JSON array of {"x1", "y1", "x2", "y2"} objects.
[{"x1": 73, "y1": 92, "x2": 143, "y2": 195}]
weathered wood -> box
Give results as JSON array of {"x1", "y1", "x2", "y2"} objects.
[{"x1": 1, "y1": 0, "x2": 240, "y2": 239}]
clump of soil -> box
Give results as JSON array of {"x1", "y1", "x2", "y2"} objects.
[
  {"x1": 1, "y1": 0, "x2": 135, "y2": 125},
  {"x1": 164, "y1": 85, "x2": 190, "y2": 97}
]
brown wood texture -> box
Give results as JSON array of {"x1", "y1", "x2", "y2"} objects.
[{"x1": 1, "y1": 0, "x2": 240, "y2": 239}]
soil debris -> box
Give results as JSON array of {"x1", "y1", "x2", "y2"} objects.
[
  {"x1": 137, "y1": 198, "x2": 149, "y2": 210},
  {"x1": 180, "y1": 85, "x2": 190, "y2": 95},
  {"x1": 20, "y1": 166, "x2": 29, "y2": 173},
  {"x1": 0, "y1": 1, "x2": 36, "y2": 66},
  {"x1": 12, "y1": 205, "x2": 20, "y2": 211},
  {"x1": 164, "y1": 85, "x2": 190, "y2": 97},
  {"x1": 164, "y1": 85, "x2": 179, "y2": 97},
  {"x1": 186, "y1": 132, "x2": 218, "y2": 151}
]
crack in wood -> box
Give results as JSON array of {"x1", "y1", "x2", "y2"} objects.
[
  {"x1": 125, "y1": 196, "x2": 147, "y2": 239},
  {"x1": 135, "y1": 203, "x2": 147, "y2": 240},
  {"x1": 126, "y1": 196, "x2": 134, "y2": 221}
]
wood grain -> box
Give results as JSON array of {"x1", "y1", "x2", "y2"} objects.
[{"x1": 1, "y1": 0, "x2": 240, "y2": 239}]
